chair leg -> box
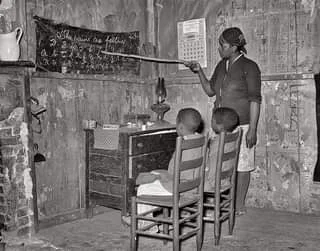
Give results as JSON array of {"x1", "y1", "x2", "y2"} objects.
[
  {"x1": 228, "y1": 207, "x2": 235, "y2": 235},
  {"x1": 173, "y1": 230, "x2": 180, "y2": 251},
  {"x1": 197, "y1": 232, "x2": 203, "y2": 251},
  {"x1": 214, "y1": 221, "x2": 221, "y2": 246},
  {"x1": 130, "y1": 197, "x2": 138, "y2": 251},
  {"x1": 229, "y1": 183, "x2": 237, "y2": 235},
  {"x1": 173, "y1": 211, "x2": 180, "y2": 251},
  {"x1": 214, "y1": 209, "x2": 221, "y2": 246},
  {"x1": 196, "y1": 203, "x2": 204, "y2": 251},
  {"x1": 163, "y1": 208, "x2": 169, "y2": 245}
]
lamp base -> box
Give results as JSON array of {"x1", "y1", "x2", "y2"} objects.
[{"x1": 151, "y1": 102, "x2": 170, "y2": 121}]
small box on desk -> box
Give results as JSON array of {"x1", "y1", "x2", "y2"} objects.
[{"x1": 94, "y1": 124, "x2": 120, "y2": 150}]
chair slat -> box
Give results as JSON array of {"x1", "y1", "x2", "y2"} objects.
[
  {"x1": 179, "y1": 212, "x2": 200, "y2": 224},
  {"x1": 181, "y1": 135, "x2": 205, "y2": 150},
  {"x1": 136, "y1": 231, "x2": 172, "y2": 240},
  {"x1": 220, "y1": 168, "x2": 233, "y2": 179},
  {"x1": 180, "y1": 228, "x2": 200, "y2": 241},
  {"x1": 180, "y1": 156, "x2": 203, "y2": 171},
  {"x1": 224, "y1": 131, "x2": 240, "y2": 143},
  {"x1": 222, "y1": 150, "x2": 237, "y2": 162},
  {"x1": 179, "y1": 178, "x2": 200, "y2": 193}
]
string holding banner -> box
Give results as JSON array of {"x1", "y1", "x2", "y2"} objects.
[{"x1": 101, "y1": 51, "x2": 188, "y2": 65}]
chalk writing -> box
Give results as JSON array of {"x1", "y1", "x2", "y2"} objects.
[{"x1": 34, "y1": 16, "x2": 140, "y2": 75}]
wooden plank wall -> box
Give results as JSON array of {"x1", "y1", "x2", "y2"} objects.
[
  {"x1": 13, "y1": 0, "x2": 320, "y2": 219},
  {"x1": 24, "y1": 0, "x2": 156, "y2": 223},
  {"x1": 31, "y1": 75, "x2": 154, "y2": 221},
  {"x1": 158, "y1": 0, "x2": 320, "y2": 76},
  {"x1": 157, "y1": 0, "x2": 320, "y2": 214},
  {"x1": 25, "y1": 0, "x2": 147, "y2": 61},
  {"x1": 251, "y1": 78, "x2": 319, "y2": 214}
]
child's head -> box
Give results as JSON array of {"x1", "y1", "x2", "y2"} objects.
[
  {"x1": 176, "y1": 108, "x2": 202, "y2": 136},
  {"x1": 211, "y1": 107, "x2": 239, "y2": 133}
]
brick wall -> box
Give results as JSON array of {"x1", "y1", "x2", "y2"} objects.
[{"x1": 0, "y1": 107, "x2": 34, "y2": 237}]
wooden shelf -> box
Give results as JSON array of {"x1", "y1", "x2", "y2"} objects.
[
  {"x1": 0, "y1": 60, "x2": 35, "y2": 68},
  {"x1": 32, "y1": 71, "x2": 158, "y2": 84}
]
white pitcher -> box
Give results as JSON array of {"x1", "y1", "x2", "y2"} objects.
[{"x1": 0, "y1": 27, "x2": 23, "y2": 61}]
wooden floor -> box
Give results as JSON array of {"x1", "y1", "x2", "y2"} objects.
[{"x1": 6, "y1": 207, "x2": 320, "y2": 250}]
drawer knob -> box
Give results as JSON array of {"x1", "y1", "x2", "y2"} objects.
[
  {"x1": 137, "y1": 164, "x2": 143, "y2": 169},
  {"x1": 137, "y1": 142, "x2": 144, "y2": 148}
]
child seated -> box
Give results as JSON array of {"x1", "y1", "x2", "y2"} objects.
[
  {"x1": 137, "y1": 107, "x2": 203, "y2": 190},
  {"x1": 122, "y1": 107, "x2": 203, "y2": 226},
  {"x1": 205, "y1": 107, "x2": 240, "y2": 191}
]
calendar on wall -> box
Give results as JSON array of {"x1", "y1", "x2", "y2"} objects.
[{"x1": 177, "y1": 18, "x2": 207, "y2": 70}]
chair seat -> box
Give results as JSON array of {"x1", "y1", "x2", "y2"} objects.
[
  {"x1": 136, "y1": 194, "x2": 200, "y2": 208},
  {"x1": 204, "y1": 183, "x2": 232, "y2": 196}
]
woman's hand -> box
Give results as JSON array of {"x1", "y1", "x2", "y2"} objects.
[
  {"x1": 246, "y1": 127, "x2": 257, "y2": 148},
  {"x1": 184, "y1": 61, "x2": 201, "y2": 73}
]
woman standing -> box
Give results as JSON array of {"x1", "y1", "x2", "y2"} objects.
[{"x1": 186, "y1": 27, "x2": 262, "y2": 215}]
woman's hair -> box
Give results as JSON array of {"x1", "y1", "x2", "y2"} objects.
[
  {"x1": 177, "y1": 108, "x2": 202, "y2": 133},
  {"x1": 220, "y1": 27, "x2": 247, "y2": 54},
  {"x1": 212, "y1": 107, "x2": 239, "y2": 133}
]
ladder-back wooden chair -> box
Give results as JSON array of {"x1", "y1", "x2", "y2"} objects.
[
  {"x1": 130, "y1": 133, "x2": 208, "y2": 251},
  {"x1": 203, "y1": 128, "x2": 242, "y2": 246}
]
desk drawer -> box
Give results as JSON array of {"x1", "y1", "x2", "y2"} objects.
[
  {"x1": 89, "y1": 153, "x2": 121, "y2": 176},
  {"x1": 128, "y1": 150, "x2": 174, "y2": 179},
  {"x1": 129, "y1": 131, "x2": 177, "y2": 155}
]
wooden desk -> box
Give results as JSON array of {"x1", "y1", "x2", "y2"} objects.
[{"x1": 84, "y1": 125, "x2": 177, "y2": 216}]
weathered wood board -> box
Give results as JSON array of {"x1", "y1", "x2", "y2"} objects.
[
  {"x1": 248, "y1": 79, "x2": 319, "y2": 214},
  {"x1": 157, "y1": 0, "x2": 319, "y2": 77},
  {"x1": 31, "y1": 76, "x2": 154, "y2": 219},
  {"x1": 21, "y1": 0, "x2": 320, "y2": 219}
]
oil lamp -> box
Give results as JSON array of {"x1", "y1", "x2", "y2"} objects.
[{"x1": 151, "y1": 77, "x2": 170, "y2": 124}]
